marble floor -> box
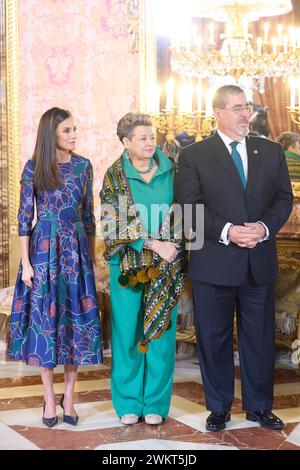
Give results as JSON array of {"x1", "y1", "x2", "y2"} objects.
[{"x1": 0, "y1": 343, "x2": 300, "y2": 451}]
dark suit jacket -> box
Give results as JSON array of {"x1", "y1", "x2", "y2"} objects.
[{"x1": 175, "y1": 132, "x2": 294, "y2": 286}]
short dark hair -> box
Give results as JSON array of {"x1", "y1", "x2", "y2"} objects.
[
  {"x1": 117, "y1": 112, "x2": 153, "y2": 143},
  {"x1": 276, "y1": 131, "x2": 300, "y2": 150},
  {"x1": 212, "y1": 85, "x2": 245, "y2": 109}
]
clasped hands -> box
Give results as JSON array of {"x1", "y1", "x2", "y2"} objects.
[{"x1": 228, "y1": 222, "x2": 266, "y2": 249}]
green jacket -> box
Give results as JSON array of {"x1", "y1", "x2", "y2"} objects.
[{"x1": 109, "y1": 147, "x2": 174, "y2": 264}]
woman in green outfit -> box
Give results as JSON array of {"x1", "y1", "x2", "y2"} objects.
[
  {"x1": 276, "y1": 131, "x2": 300, "y2": 181},
  {"x1": 100, "y1": 112, "x2": 185, "y2": 426}
]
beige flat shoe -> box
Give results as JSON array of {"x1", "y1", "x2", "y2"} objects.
[
  {"x1": 144, "y1": 414, "x2": 163, "y2": 425},
  {"x1": 120, "y1": 413, "x2": 139, "y2": 425}
]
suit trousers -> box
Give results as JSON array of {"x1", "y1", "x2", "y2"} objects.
[
  {"x1": 109, "y1": 264, "x2": 178, "y2": 419},
  {"x1": 192, "y1": 275, "x2": 275, "y2": 412}
]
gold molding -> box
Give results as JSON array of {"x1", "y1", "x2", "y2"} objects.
[
  {"x1": 125, "y1": 0, "x2": 139, "y2": 53},
  {"x1": 292, "y1": 181, "x2": 300, "y2": 198},
  {"x1": 125, "y1": 1, "x2": 157, "y2": 111},
  {"x1": 6, "y1": 0, "x2": 19, "y2": 235},
  {"x1": 137, "y1": 0, "x2": 157, "y2": 112}
]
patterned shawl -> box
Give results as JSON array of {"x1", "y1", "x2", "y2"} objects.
[{"x1": 100, "y1": 152, "x2": 186, "y2": 352}]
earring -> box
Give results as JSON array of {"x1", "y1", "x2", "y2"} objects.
[{"x1": 124, "y1": 149, "x2": 130, "y2": 160}]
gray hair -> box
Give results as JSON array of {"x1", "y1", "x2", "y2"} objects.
[
  {"x1": 276, "y1": 131, "x2": 300, "y2": 151},
  {"x1": 117, "y1": 112, "x2": 153, "y2": 143},
  {"x1": 212, "y1": 85, "x2": 245, "y2": 109}
]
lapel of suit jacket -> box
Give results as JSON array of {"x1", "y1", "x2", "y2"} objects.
[
  {"x1": 211, "y1": 132, "x2": 244, "y2": 194},
  {"x1": 245, "y1": 136, "x2": 260, "y2": 196}
]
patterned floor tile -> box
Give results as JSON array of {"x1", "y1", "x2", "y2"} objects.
[{"x1": 0, "y1": 353, "x2": 299, "y2": 450}]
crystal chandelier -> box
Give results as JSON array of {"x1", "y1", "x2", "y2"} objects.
[{"x1": 169, "y1": 0, "x2": 298, "y2": 93}]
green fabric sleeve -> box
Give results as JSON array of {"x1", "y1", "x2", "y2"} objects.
[{"x1": 128, "y1": 238, "x2": 145, "y2": 252}]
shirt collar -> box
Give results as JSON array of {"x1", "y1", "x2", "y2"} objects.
[
  {"x1": 217, "y1": 129, "x2": 246, "y2": 149},
  {"x1": 122, "y1": 147, "x2": 173, "y2": 181}
]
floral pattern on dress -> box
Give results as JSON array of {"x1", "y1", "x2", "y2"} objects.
[{"x1": 7, "y1": 155, "x2": 102, "y2": 367}]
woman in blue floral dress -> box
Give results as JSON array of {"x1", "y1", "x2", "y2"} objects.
[{"x1": 7, "y1": 107, "x2": 102, "y2": 427}]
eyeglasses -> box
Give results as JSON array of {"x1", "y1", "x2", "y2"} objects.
[{"x1": 222, "y1": 104, "x2": 253, "y2": 114}]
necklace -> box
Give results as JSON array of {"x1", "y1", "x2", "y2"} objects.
[{"x1": 131, "y1": 157, "x2": 155, "y2": 174}]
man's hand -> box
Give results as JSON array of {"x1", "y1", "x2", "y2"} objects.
[{"x1": 228, "y1": 222, "x2": 266, "y2": 248}]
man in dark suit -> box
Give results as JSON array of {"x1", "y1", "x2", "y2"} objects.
[{"x1": 175, "y1": 85, "x2": 293, "y2": 432}]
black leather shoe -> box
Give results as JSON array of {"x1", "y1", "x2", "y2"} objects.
[
  {"x1": 246, "y1": 411, "x2": 284, "y2": 430},
  {"x1": 206, "y1": 411, "x2": 231, "y2": 432},
  {"x1": 60, "y1": 394, "x2": 79, "y2": 426},
  {"x1": 42, "y1": 402, "x2": 58, "y2": 428}
]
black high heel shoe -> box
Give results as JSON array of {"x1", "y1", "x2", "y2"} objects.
[
  {"x1": 60, "y1": 394, "x2": 79, "y2": 426},
  {"x1": 42, "y1": 402, "x2": 58, "y2": 428}
]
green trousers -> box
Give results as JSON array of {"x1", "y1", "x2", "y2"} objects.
[{"x1": 109, "y1": 264, "x2": 178, "y2": 418}]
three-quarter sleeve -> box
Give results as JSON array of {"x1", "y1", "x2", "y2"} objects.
[
  {"x1": 83, "y1": 159, "x2": 96, "y2": 237},
  {"x1": 18, "y1": 160, "x2": 35, "y2": 236}
]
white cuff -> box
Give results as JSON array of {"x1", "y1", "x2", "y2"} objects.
[
  {"x1": 257, "y1": 221, "x2": 269, "y2": 242},
  {"x1": 219, "y1": 222, "x2": 233, "y2": 245}
]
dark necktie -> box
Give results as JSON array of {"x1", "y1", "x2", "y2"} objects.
[{"x1": 229, "y1": 141, "x2": 247, "y2": 189}]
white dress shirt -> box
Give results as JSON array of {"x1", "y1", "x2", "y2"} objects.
[
  {"x1": 217, "y1": 129, "x2": 248, "y2": 178},
  {"x1": 216, "y1": 130, "x2": 269, "y2": 245}
]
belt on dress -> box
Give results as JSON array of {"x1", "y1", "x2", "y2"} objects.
[{"x1": 37, "y1": 217, "x2": 81, "y2": 223}]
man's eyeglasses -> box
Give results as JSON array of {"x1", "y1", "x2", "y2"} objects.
[{"x1": 222, "y1": 104, "x2": 253, "y2": 114}]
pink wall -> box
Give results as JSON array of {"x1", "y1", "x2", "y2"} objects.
[{"x1": 19, "y1": 0, "x2": 139, "y2": 226}]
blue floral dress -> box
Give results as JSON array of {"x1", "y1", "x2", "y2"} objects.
[{"x1": 7, "y1": 155, "x2": 102, "y2": 368}]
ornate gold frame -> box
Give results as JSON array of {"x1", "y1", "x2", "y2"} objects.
[
  {"x1": 6, "y1": 0, "x2": 20, "y2": 235},
  {"x1": 135, "y1": 0, "x2": 157, "y2": 112},
  {"x1": 125, "y1": 0, "x2": 157, "y2": 110}
]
